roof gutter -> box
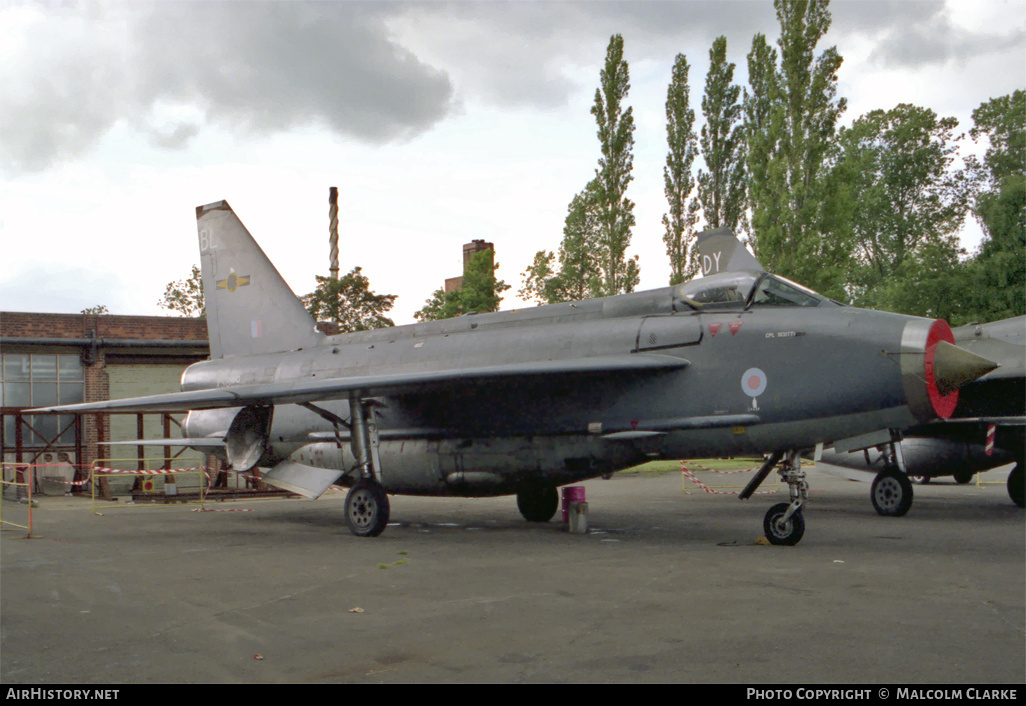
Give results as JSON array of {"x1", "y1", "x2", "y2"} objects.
[{"x1": 0, "y1": 337, "x2": 208, "y2": 348}]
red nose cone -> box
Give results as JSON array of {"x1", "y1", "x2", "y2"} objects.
[{"x1": 925, "y1": 320, "x2": 958, "y2": 419}]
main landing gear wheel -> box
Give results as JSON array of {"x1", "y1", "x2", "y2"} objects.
[
  {"x1": 763, "y1": 503, "x2": 805, "y2": 546},
  {"x1": 1008, "y1": 462, "x2": 1024, "y2": 508},
  {"x1": 516, "y1": 485, "x2": 559, "y2": 522},
  {"x1": 954, "y1": 470, "x2": 975, "y2": 485},
  {"x1": 345, "y1": 480, "x2": 390, "y2": 537},
  {"x1": 871, "y1": 467, "x2": 913, "y2": 517}
]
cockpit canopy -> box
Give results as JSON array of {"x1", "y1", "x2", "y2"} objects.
[{"x1": 676, "y1": 271, "x2": 834, "y2": 311}]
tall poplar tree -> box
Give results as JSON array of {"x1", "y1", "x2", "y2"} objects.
[
  {"x1": 591, "y1": 34, "x2": 639, "y2": 296},
  {"x1": 746, "y1": 0, "x2": 848, "y2": 299},
  {"x1": 743, "y1": 33, "x2": 781, "y2": 243},
  {"x1": 551, "y1": 184, "x2": 604, "y2": 301},
  {"x1": 697, "y1": 37, "x2": 746, "y2": 234},
  {"x1": 522, "y1": 35, "x2": 638, "y2": 301},
  {"x1": 662, "y1": 53, "x2": 700, "y2": 285},
  {"x1": 520, "y1": 183, "x2": 602, "y2": 305}
]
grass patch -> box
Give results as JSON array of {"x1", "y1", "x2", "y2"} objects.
[
  {"x1": 620, "y1": 458, "x2": 764, "y2": 476},
  {"x1": 377, "y1": 552, "x2": 409, "y2": 570}
]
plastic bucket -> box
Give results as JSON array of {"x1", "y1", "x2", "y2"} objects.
[{"x1": 561, "y1": 486, "x2": 586, "y2": 523}]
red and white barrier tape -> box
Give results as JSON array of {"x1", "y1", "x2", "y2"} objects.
[
  {"x1": 681, "y1": 461, "x2": 760, "y2": 475},
  {"x1": 191, "y1": 507, "x2": 253, "y2": 512},
  {"x1": 93, "y1": 466, "x2": 204, "y2": 475},
  {"x1": 681, "y1": 461, "x2": 776, "y2": 495}
]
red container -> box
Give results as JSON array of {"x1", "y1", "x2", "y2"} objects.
[{"x1": 561, "y1": 486, "x2": 586, "y2": 523}]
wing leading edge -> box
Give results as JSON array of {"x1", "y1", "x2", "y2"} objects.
[{"x1": 29, "y1": 353, "x2": 689, "y2": 415}]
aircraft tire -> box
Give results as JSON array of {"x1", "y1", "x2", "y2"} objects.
[
  {"x1": 871, "y1": 467, "x2": 913, "y2": 517},
  {"x1": 953, "y1": 470, "x2": 974, "y2": 485},
  {"x1": 516, "y1": 485, "x2": 558, "y2": 523},
  {"x1": 1008, "y1": 462, "x2": 1024, "y2": 508},
  {"x1": 345, "y1": 480, "x2": 390, "y2": 537},
  {"x1": 763, "y1": 503, "x2": 804, "y2": 546}
]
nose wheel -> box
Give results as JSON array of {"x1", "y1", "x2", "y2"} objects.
[
  {"x1": 743, "y1": 450, "x2": 809, "y2": 546},
  {"x1": 764, "y1": 502, "x2": 805, "y2": 546}
]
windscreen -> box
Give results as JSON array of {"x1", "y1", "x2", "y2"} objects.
[
  {"x1": 749, "y1": 275, "x2": 825, "y2": 307},
  {"x1": 677, "y1": 271, "x2": 760, "y2": 309}
]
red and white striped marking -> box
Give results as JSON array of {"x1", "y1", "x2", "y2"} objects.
[
  {"x1": 681, "y1": 461, "x2": 776, "y2": 495},
  {"x1": 192, "y1": 507, "x2": 253, "y2": 512},
  {"x1": 93, "y1": 467, "x2": 203, "y2": 475}
]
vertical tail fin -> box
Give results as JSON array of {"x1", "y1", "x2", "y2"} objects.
[
  {"x1": 695, "y1": 227, "x2": 765, "y2": 275},
  {"x1": 197, "y1": 200, "x2": 324, "y2": 359}
]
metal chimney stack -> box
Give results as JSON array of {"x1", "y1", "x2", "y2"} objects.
[{"x1": 329, "y1": 187, "x2": 339, "y2": 280}]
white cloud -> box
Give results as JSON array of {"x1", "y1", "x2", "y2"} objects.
[{"x1": 1, "y1": 2, "x2": 457, "y2": 174}]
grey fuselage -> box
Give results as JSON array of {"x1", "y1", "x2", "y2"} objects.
[{"x1": 181, "y1": 272, "x2": 941, "y2": 497}]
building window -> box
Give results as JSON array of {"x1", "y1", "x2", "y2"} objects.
[{"x1": 1, "y1": 353, "x2": 84, "y2": 446}]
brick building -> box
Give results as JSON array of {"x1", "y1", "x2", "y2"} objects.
[
  {"x1": 1, "y1": 312, "x2": 209, "y2": 479},
  {"x1": 444, "y1": 239, "x2": 495, "y2": 294}
]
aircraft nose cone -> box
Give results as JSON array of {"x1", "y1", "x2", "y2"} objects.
[
  {"x1": 932, "y1": 340, "x2": 999, "y2": 396},
  {"x1": 902, "y1": 318, "x2": 1000, "y2": 422}
]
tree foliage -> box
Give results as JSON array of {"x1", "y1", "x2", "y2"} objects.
[
  {"x1": 697, "y1": 37, "x2": 746, "y2": 235},
  {"x1": 964, "y1": 90, "x2": 1026, "y2": 321},
  {"x1": 746, "y1": 0, "x2": 848, "y2": 300},
  {"x1": 521, "y1": 184, "x2": 604, "y2": 305},
  {"x1": 302, "y1": 267, "x2": 397, "y2": 332},
  {"x1": 742, "y1": 32, "x2": 780, "y2": 243},
  {"x1": 832, "y1": 104, "x2": 972, "y2": 317},
  {"x1": 513, "y1": 0, "x2": 1017, "y2": 327},
  {"x1": 521, "y1": 35, "x2": 638, "y2": 303},
  {"x1": 415, "y1": 249, "x2": 509, "y2": 321},
  {"x1": 971, "y1": 90, "x2": 1026, "y2": 182},
  {"x1": 158, "y1": 264, "x2": 205, "y2": 318},
  {"x1": 590, "y1": 34, "x2": 640, "y2": 296},
  {"x1": 662, "y1": 53, "x2": 700, "y2": 286}
]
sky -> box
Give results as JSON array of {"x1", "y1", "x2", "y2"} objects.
[{"x1": 2, "y1": 0, "x2": 1024, "y2": 326}]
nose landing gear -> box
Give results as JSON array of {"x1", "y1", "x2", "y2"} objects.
[
  {"x1": 764, "y1": 502, "x2": 805, "y2": 546},
  {"x1": 740, "y1": 450, "x2": 808, "y2": 546}
]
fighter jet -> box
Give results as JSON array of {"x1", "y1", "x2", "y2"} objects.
[{"x1": 31, "y1": 202, "x2": 998, "y2": 544}]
